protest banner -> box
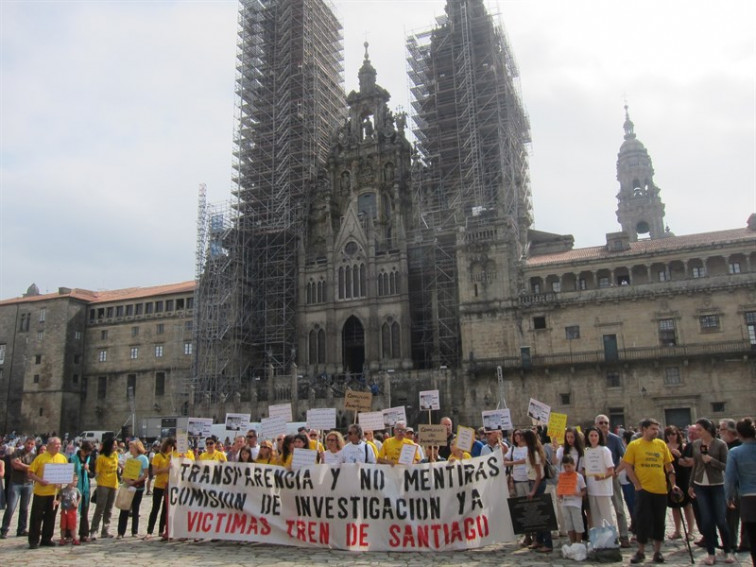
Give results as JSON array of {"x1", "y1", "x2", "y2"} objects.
[
  {"x1": 454, "y1": 426, "x2": 475, "y2": 453},
  {"x1": 547, "y1": 412, "x2": 568, "y2": 444},
  {"x1": 481, "y1": 408, "x2": 512, "y2": 431},
  {"x1": 418, "y1": 390, "x2": 440, "y2": 411},
  {"x1": 42, "y1": 463, "x2": 74, "y2": 485},
  {"x1": 168, "y1": 452, "x2": 515, "y2": 551},
  {"x1": 226, "y1": 413, "x2": 251, "y2": 432},
  {"x1": 382, "y1": 407, "x2": 407, "y2": 427},
  {"x1": 527, "y1": 398, "x2": 551, "y2": 424},
  {"x1": 358, "y1": 411, "x2": 386, "y2": 432},
  {"x1": 417, "y1": 424, "x2": 447, "y2": 446},
  {"x1": 269, "y1": 403, "x2": 293, "y2": 422},
  {"x1": 188, "y1": 417, "x2": 213, "y2": 438},
  {"x1": 344, "y1": 390, "x2": 372, "y2": 413},
  {"x1": 306, "y1": 408, "x2": 337, "y2": 431}
]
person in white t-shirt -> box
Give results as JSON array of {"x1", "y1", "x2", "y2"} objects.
[
  {"x1": 338, "y1": 424, "x2": 376, "y2": 464},
  {"x1": 557, "y1": 455, "x2": 587, "y2": 544},
  {"x1": 583, "y1": 426, "x2": 617, "y2": 529}
]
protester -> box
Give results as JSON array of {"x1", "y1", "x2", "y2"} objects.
[
  {"x1": 69, "y1": 441, "x2": 94, "y2": 542},
  {"x1": 117, "y1": 440, "x2": 149, "y2": 538},
  {"x1": 438, "y1": 416, "x2": 454, "y2": 460},
  {"x1": 719, "y1": 418, "x2": 744, "y2": 552},
  {"x1": 245, "y1": 430, "x2": 261, "y2": 460},
  {"x1": 1, "y1": 437, "x2": 35, "y2": 539},
  {"x1": 254, "y1": 441, "x2": 276, "y2": 465},
  {"x1": 689, "y1": 418, "x2": 734, "y2": 565},
  {"x1": 321, "y1": 431, "x2": 345, "y2": 465},
  {"x1": 664, "y1": 425, "x2": 694, "y2": 541},
  {"x1": 583, "y1": 426, "x2": 616, "y2": 529},
  {"x1": 199, "y1": 436, "x2": 227, "y2": 462},
  {"x1": 724, "y1": 417, "x2": 756, "y2": 564},
  {"x1": 26, "y1": 437, "x2": 67, "y2": 549},
  {"x1": 557, "y1": 455, "x2": 586, "y2": 544},
  {"x1": 145, "y1": 437, "x2": 173, "y2": 540},
  {"x1": 624, "y1": 418, "x2": 679, "y2": 564},
  {"x1": 338, "y1": 425, "x2": 376, "y2": 464},
  {"x1": 595, "y1": 414, "x2": 630, "y2": 547},
  {"x1": 377, "y1": 422, "x2": 419, "y2": 465},
  {"x1": 90, "y1": 437, "x2": 120, "y2": 540},
  {"x1": 57, "y1": 476, "x2": 81, "y2": 545},
  {"x1": 225, "y1": 435, "x2": 246, "y2": 462}
]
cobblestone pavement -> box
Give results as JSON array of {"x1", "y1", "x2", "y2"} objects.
[{"x1": 1, "y1": 497, "x2": 752, "y2": 566}]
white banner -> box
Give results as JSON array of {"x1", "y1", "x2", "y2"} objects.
[{"x1": 168, "y1": 453, "x2": 514, "y2": 551}]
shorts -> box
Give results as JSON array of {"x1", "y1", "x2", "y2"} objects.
[{"x1": 561, "y1": 505, "x2": 584, "y2": 533}]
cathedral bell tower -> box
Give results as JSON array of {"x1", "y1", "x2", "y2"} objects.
[{"x1": 615, "y1": 105, "x2": 668, "y2": 241}]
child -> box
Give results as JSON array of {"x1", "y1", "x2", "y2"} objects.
[
  {"x1": 58, "y1": 477, "x2": 82, "y2": 545},
  {"x1": 557, "y1": 455, "x2": 587, "y2": 544}
]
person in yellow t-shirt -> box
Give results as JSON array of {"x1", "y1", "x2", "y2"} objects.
[
  {"x1": 199, "y1": 436, "x2": 227, "y2": 462},
  {"x1": 447, "y1": 445, "x2": 472, "y2": 462},
  {"x1": 90, "y1": 438, "x2": 120, "y2": 540},
  {"x1": 377, "y1": 422, "x2": 420, "y2": 465},
  {"x1": 623, "y1": 418, "x2": 679, "y2": 565},
  {"x1": 26, "y1": 437, "x2": 68, "y2": 548},
  {"x1": 146, "y1": 438, "x2": 174, "y2": 539},
  {"x1": 307, "y1": 429, "x2": 325, "y2": 453}
]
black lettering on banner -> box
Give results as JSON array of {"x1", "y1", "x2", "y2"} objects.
[{"x1": 329, "y1": 467, "x2": 341, "y2": 490}]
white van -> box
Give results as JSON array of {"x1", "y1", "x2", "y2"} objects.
[{"x1": 74, "y1": 430, "x2": 115, "y2": 445}]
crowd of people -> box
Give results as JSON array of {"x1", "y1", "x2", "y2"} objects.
[{"x1": 1, "y1": 414, "x2": 754, "y2": 563}]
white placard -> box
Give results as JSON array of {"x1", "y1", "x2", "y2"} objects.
[
  {"x1": 175, "y1": 428, "x2": 189, "y2": 454},
  {"x1": 225, "y1": 413, "x2": 250, "y2": 432},
  {"x1": 397, "y1": 443, "x2": 418, "y2": 466},
  {"x1": 419, "y1": 389, "x2": 440, "y2": 411},
  {"x1": 583, "y1": 447, "x2": 606, "y2": 477},
  {"x1": 358, "y1": 411, "x2": 387, "y2": 432},
  {"x1": 306, "y1": 408, "x2": 337, "y2": 431},
  {"x1": 260, "y1": 416, "x2": 287, "y2": 441},
  {"x1": 455, "y1": 425, "x2": 476, "y2": 453},
  {"x1": 482, "y1": 408, "x2": 513, "y2": 431},
  {"x1": 187, "y1": 417, "x2": 213, "y2": 438},
  {"x1": 269, "y1": 403, "x2": 293, "y2": 421},
  {"x1": 291, "y1": 448, "x2": 318, "y2": 470},
  {"x1": 42, "y1": 463, "x2": 74, "y2": 485},
  {"x1": 382, "y1": 406, "x2": 407, "y2": 427},
  {"x1": 527, "y1": 398, "x2": 551, "y2": 424}
]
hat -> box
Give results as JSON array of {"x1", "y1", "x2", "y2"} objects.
[{"x1": 259, "y1": 440, "x2": 273, "y2": 449}]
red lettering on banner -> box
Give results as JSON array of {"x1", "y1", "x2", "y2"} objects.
[
  {"x1": 286, "y1": 519, "x2": 330, "y2": 545},
  {"x1": 345, "y1": 523, "x2": 369, "y2": 547},
  {"x1": 387, "y1": 515, "x2": 491, "y2": 549},
  {"x1": 187, "y1": 511, "x2": 215, "y2": 533}
]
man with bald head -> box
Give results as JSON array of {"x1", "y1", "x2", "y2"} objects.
[
  {"x1": 26, "y1": 437, "x2": 68, "y2": 549},
  {"x1": 438, "y1": 416, "x2": 453, "y2": 460}
]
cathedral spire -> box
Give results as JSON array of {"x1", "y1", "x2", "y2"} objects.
[{"x1": 615, "y1": 105, "x2": 669, "y2": 241}]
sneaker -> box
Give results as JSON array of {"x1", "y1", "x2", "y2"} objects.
[
  {"x1": 653, "y1": 551, "x2": 664, "y2": 563},
  {"x1": 630, "y1": 551, "x2": 645, "y2": 564}
]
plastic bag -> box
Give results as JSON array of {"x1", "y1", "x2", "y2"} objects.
[
  {"x1": 115, "y1": 485, "x2": 136, "y2": 511},
  {"x1": 588, "y1": 521, "x2": 619, "y2": 550},
  {"x1": 562, "y1": 542, "x2": 588, "y2": 561}
]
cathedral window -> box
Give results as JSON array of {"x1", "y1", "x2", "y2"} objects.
[
  {"x1": 378, "y1": 269, "x2": 399, "y2": 296},
  {"x1": 381, "y1": 320, "x2": 401, "y2": 359},
  {"x1": 358, "y1": 193, "x2": 376, "y2": 218},
  {"x1": 338, "y1": 263, "x2": 365, "y2": 300},
  {"x1": 309, "y1": 328, "x2": 326, "y2": 364}
]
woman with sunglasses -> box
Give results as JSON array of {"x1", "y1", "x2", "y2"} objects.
[
  {"x1": 321, "y1": 431, "x2": 344, "y2": 465},
  {"x1": 199, "y1": 436, "x2": 227, "y2": 462}
]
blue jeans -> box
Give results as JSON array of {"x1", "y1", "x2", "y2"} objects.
[
  {"x1": 1, "y1": 482, "x2": 33, "y2": 535},
  {"x1": 694, "y1": 484, "x2": 731, "y2": 555}
]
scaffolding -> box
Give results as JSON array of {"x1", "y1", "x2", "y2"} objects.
[
  {"x1": 406, "y1": 0, "x2": 532, "y2": 368},
  {"x1": 230, "y1": 0, "x2": 345, "y2": 384},
  {"x1": 193, "y1": 185, "x2": 241, "y2": 403}
]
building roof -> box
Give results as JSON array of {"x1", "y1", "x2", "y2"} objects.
[
  {"x1": 527, "y1": 227, "x2": 756, "y2": 268},
  {"x1": 0, "y1": 281, "x2": 195, "y2": 307}
]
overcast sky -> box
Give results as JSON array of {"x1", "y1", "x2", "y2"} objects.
[{"x1": 1, "y1": 0, "x2": 754, "y2": 299}]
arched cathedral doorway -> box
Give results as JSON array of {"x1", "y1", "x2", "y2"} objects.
[{"x1": 342, "y1": 316, "x2": 365, "y2": 374}]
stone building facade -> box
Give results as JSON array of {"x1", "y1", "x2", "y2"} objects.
[{"x1": 0, "y1": 282, "x2": 195, "y2": 436}]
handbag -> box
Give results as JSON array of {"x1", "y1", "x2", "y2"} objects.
[{"x1": 115, "y1": 485, "x2": 136, "y2": 511}]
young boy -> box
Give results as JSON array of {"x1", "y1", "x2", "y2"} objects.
[
  {"x1": 556, "y1": 455, "x2": 587, "y2": 544},
  {"x1": 58, "y1": 477, "x2": 82, "y2": 545}
]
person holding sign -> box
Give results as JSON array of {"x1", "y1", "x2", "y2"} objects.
[
  {"x1": 117, "y1": 440, "x2": 149, "y2": 538},
  {"x1": 377, "y1": 422, "x2": 420, "y2": 465},
  {"x1": 26, "y1": 437, "x2": 68, "y2": 549},
  {"x1": 583, "y1": 426, "x2": 617, "y2": 529},
  {"x1": 557, "y1": 455, "x2": 587, "y2": 544}
]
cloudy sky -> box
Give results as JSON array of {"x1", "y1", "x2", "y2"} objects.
[{"x1": 1, "y1": 0, "x2": 754, "y2": 299}]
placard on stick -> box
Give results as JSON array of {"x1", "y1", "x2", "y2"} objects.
[
  {"x1": 418, "y1": 390, "x2": 440, "y2": 411},
  {"x1": 455, "y1": 425, "x2": 476, "y2": 453},
  {"x1": 547, "y1": 412, "x2": 568, "y2": 444},
  {"x1": 187, "y1": 417, "x2": 213, "y2": 438},
  {"x1": 418, "y1": 424, "x2": 448, "y2": 445},
  {"x1": 344, "y1": 389, "x2": 372, "y2": 412},
  {"x1": 527, "y1": 398, "x2": 551, "y2": 424},
  {"x1": 268, "y1": 403, "x2": 293, "y2": 422},
  {"x1": 482, "y1": 408, "x2": 513, "y2": 431},
  {"x1": 382, "y1": 406, "x2": 407, "y2": 427},
  {"x1": 42, "y1": 463, "x2": 74, "y2": 485},
  {"x1": 306, "y1": 408, "x2": 337, "y2": 431},
  {"x1": 358, "y1": 411, "x2": 386, "y2": 432},
  {"x1": 225, "y1": 413, "x2": 250, "y2": 432}
]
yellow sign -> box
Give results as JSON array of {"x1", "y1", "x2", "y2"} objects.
[
  {"x1": 122, "y1": 458, "x2": 143, "y2": 480},
  {"x1": 547, "y1": 412, "x2": 568, "y2": 445}
]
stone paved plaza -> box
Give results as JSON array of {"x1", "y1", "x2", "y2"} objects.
[{"x1": 0, "y1": 495, "x2": 752, "y2": 567}]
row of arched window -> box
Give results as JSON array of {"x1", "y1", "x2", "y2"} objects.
[
  {"x1": 310, "y1": 268, "x2": 401, "y2": 304},
  {"x1": 378, "y1": 270, "x2": 400, "y2": 296},
  {"x1": 306, "y1": 280, "x2": 326, "y2": 304},
  {"x1": 306, "y1": 322, "x2": 401, "y2": 363},
  {"x1": 338, "y1": 264, "x2": 366, "y2": 299}
]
